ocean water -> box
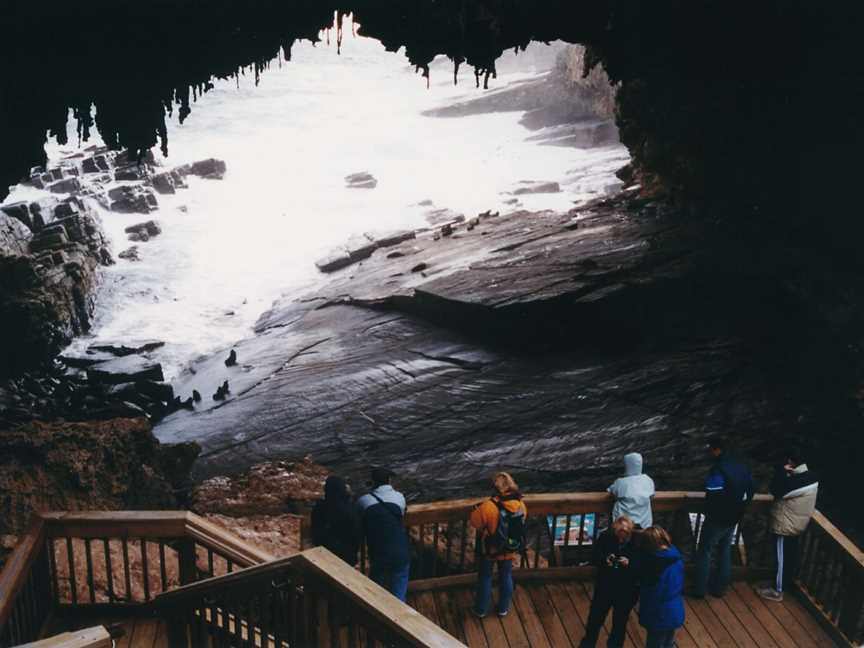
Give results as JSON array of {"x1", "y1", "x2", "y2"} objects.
[{"x1": 9, "y1": 30, "x2": 628, "y2": 379}]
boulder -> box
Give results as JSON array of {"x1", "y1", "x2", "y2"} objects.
[
  {"x1": 118, "y1": 246, "x2": 140, "y2": 261},
  {"x1": 59, "y1": 350, "x2": 118, "y2": 369},
  {"x1": 512, "y1": 180, "x2": 561, "y2": 195},
  {"x1": 345, "y1": 172, "x2": 377, "y2": 189},
  {"x1": 49, "y1": 168, "x2": 64, "y2": 181},
  {"x1": 365, "y1": 229, "x2": 416, "y2": 248},
  {"x1": 47, "y1": 178, "x2": 82, "y2": 195},
  {"x1": 28, "y1": 228, "x2": 68, "y2": 253},
  {"x1": 123, "y1": 220, "x2": 161, "y2": 237},
  {"x1": 179, "y1": 158, "x2": 226, "y2": 180},
  {"x1": 346, "y1": 234, "x2": 377, "y2": 262},
  {"x1": 0, "y1": 212, "x2": 33, "y2": 256},
  {"x1": 315, "y1": 249, "x2": 353, "y2": 273},
  {"x1": 53, "y1": 202, "x2": 80, "y2": 220},
  {"x1": 81, "y1": 154, "x2": 111, "y2": 174},
  {"x1": 107, "y1": 380, "x2": 174, "y2": 403},
  {"x1": 149, "y1": 172, "x2": 176, "y2": 195},
  {"x1": 108, "y1": 186, "x2": 158, "y2": 214},
  {"x1": 1, "y1": 202, "x2": 33, "y2": 231},
  {"x1": 89, "y1": 340, "x2": 165, "y2": 356},
  {"x1": 86, "y1": 356, "x2": 165, "y2": 384},
  {"x1": 114, "y1": 165, "x2": 149, "y2": 181}
]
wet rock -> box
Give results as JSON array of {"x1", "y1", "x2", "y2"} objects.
[
  {"x1": 108, "y1": 186, "x2": 158, "y2": 214},
  {"x1": 107, "y1": 380, "x2": 174, "y2": 403},
  {"x1": 81, "y1": 154, "x2": 111, "y2": 174},
  {"x1": 86, "y1": 356, "x2": 165, "y2": 384},
  {"x1": 365, "y1": 229, "x2": 416, "y2": 248},
  {"x1": 124, "y1": 220, "x2": 161, "y2": 240},
  {"x1": 315, "y1": 249, "x2": 353, "y2": 273},
  {"x1": 89, "y1": 340, "x2": 165, "y2": 357},
  {"x1": 424, "y1": 208, "x2": 465, "y2": 226},
  {"x1": 0, "y1": 211, "x2": 33, "y2": 256},
  {"x1": 1, "y1": 202, "x2": 33, "y2": 231},
  {"x1": 345, "y1": 172, "x2": 377, "y2": 189},
  {"x1": 149, "y1": 171, "x2": 176, "y2": 195},
  {"x1": 53, "y1": 201, "x2": 80, "y2": 220},
  {"x1": 512, "y1": 180, "x2": 561, "y2": 195},
  {"x1": 114, "y1": 165, "x2": 149, "y2": 181},
  {"x1": 59, "y1": 350, "x2": 118, "y2": 368},
  {"x1": 28, "y1": 227, "x2": 68, "y2": 253},
  {"x1": 178, "y1": 158, "x2": 227, "y2": 180},
  {"x1": 118, "y1": 246, "x2": 140, "y2": 261},
  {"x1": 47, "y1": 177, "x2": 82, "y2": 194},
  {"x1": 225, "y1": 349, "x2": 237, "y2": 367}
]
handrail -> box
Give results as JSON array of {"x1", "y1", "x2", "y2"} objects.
[
  {"x1": 0, "y1": 518, "x2": 46, "y2": 630},
  {"x1": 153, "y1": 547, "x2": 466, "y2": 647},
  {"x1": 404, "y1": 490, "x2": 774, "y2": 524},
  {"x1": 16, "y1": 626, "x2": 110, "y2": 648}
]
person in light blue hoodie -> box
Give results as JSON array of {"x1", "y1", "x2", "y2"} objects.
[
  {"x1": 608, "y1": 452, "x2": 655, "y2": 529},
  {"x1": 639, "y1": 526, "x2": 685, "y2": 648}
]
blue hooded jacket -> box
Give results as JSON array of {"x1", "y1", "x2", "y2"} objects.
[{"x1": 639, "y1": 546, "x2": 685, "y2": 630}]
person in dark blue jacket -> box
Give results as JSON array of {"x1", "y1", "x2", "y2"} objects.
[
  {"x1": 693, "y1": 437, "x2": 753, "y2": 598},
  {"x1": 356, "y1": 467, "x2": 411, "y2": 601},
  {"x1": 639, "y1": 526, "x2": 685, "y2": 648}
]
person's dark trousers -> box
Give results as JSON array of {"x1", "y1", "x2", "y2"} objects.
[
  {"x1": 772, "y1": 533, "x2": 800, "y2": 593},
  {"x1": 645, "y1": 628, "x2": 677, "y2": 648},
  {"x1": 579, "y1": 583, "x2": 636, "y2": 648},
  {"x1": 370, "y1": 561, "x2": 410, "y2": 602},
  {"x1": 694, "y1": 518, "x2": 735, "y2": 596}
]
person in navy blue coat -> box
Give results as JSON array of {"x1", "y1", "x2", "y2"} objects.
[{"x1": 639, "y1": 526, "x2": 685, "y2": 648}]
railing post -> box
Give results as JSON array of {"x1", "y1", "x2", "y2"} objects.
[
  {"x1": 177, "y1": 539, "x2": 198, "y2": 586},
  {"x1": 166, "y1": 614, "x2": 189, "y2": 648}
]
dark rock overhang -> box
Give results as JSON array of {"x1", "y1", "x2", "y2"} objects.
[{"x1": 0, "y1": 0, "x2": 852, "y2": 228}]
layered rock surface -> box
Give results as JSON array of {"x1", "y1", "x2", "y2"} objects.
[{"x1": 155, "y1": 190, "x2": 789, "y2": 503}]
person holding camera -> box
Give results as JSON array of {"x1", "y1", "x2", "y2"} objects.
[{"x1": 579, "y1": 516, "x2": 640, "y2": 648}]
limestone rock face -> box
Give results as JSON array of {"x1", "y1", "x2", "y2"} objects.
[{"x1": 0, "y1": 198, "x2": 110, "y2": 378}]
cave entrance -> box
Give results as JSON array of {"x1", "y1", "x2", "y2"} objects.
[{"x1": 6, "y1": 26, "x2": 627, "y2": 381}]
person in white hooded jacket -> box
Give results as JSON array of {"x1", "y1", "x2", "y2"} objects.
[
  {"x1": 608, "y1": 453, "x2": 655, "y2": 529},
  {"x1": 758, "y1": 449, "x2": 819, "y2": 602}
]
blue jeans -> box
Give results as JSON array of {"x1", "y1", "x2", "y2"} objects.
[
  {"x1": 474, "y1": 558, "x2": 514, "y2": 615},
  {"x1": 370, "y1": 562, "x2": 410, "y2": 602},
  {"x1": 646, "y1": 628, "x2": 677, "y2": 648},
  {"x1": 694, "y1": 518, "x2": 734, "y2": 596}
]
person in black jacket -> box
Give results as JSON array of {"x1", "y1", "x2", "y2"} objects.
[
  {"x1": 311, "y1": 475, "x2": 360, "y2": 566},
  {"x1": 693, "y1": 437, "x2": 753, "y2": 598},
  {"x1": 579, "y1": 517, "x2": 640, "y2": 648}
]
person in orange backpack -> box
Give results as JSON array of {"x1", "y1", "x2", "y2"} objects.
[{"x1": 469, "y1": 472, "x2": 527, "y2": 617}]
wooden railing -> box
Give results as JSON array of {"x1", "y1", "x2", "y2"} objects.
[
  {"x1": 0, "y1": 511, "x2": 273, "y2": 647},
  {"x1": 153, "y1": 546, "x2": 465, "y2": 648},
  {"x1": 2, "y1": 493, "x2": 863, "y2": 647},
  {"x1": 796, "y1": 510, "x2": 864, "y2": 645},
  {"x1": 319, "y1": 491, "x2": 777, "y2": 585}
]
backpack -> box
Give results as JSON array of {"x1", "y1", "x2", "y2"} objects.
[{"x1": 485, "y1": 498, "x2": 525, "y2": 555}]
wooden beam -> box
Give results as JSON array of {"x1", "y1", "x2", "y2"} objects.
[
  {"x1": 40, "y1": 511, "x2": 188, "y2": 539},
  {"x1": 17, "y1": 626, "x2": 111, "y2": 648},
  {"x1": 0, "y1": 516, "x2": 46, "y2": 629},
  {"x1": 183, "y1": 513, "x2": 276, "y2": 567},
  {"x1": 405, "y1": 492, "x2": 773, "y2": 524},
  {"x1": 299, "y1": 547, "x2": 467, "y2": 647},
  {"x1": 811, "y1": 510, "x2": 864, "y2": 569}
]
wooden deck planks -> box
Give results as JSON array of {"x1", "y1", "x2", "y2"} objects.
[{"x1": 32, "y1": 580, "x2": 844, "y2": 648}]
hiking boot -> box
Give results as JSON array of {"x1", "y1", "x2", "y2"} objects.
[
  {"x1": 757, "y1": 587, "x2": 784, "y2": 602},
  {"x1": 471, "y1": 608, "x2": 487, "y2": 619},
  {"x1": 497, "y1": 608, "x2": 509, "y2": 617}
]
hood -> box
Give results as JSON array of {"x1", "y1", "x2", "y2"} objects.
[
  {"x1": 324, "y1": 475, "x2": 350, "y2": 502},
  {"x1": 624, "y1": 452, "x2": 643, "y2": 476}
]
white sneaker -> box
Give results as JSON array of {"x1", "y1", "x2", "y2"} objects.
[{"x1": 757, "y1": 587, "x2": 784, "y2": 602}]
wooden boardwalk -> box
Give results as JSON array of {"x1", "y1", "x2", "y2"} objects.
[{"x1": 409, "y1": 580, "x2": 842, "y2": 648}]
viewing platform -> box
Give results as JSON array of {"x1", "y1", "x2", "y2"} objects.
[{"x1": 1, "y1": 492, "x2": 862, "y2": 647}]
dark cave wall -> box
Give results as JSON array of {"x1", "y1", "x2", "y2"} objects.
[{"x1": 0, "y1": 0, "x2": 837, "y2": 223}]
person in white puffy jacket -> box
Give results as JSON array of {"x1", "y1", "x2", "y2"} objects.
[
  {"x1": 608, "y1": 453, "x2": 655, "y2": 529},
  {"x1": 757, "y1": 449, "x2": 819, "y2": 602}
]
